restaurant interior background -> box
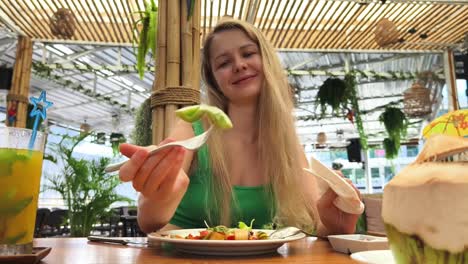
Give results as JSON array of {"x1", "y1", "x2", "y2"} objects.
[{"x1": 0, "y1": 0, "x2": 467, "y2": 209}]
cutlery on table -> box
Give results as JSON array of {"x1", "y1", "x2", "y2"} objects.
[
  {"x1": 87, "y1": 236, "x2": 148, "y2": 245},
  {"x1": 105, "y1": 125, "x2": 214, "y2": 173},
  {"x1": 269, "y1": 227, "x2": 314, "y2": 239}
]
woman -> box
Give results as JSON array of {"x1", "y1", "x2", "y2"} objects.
[{"x1": 119, "y1": 18, "x2": 360, "y2": 236}]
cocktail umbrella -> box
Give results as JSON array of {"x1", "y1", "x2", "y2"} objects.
[{"x1": 423, "y1": 109, "x2": 468, "y2": 139}]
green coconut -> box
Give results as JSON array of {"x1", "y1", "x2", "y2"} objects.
[
  {"x1": 385, "y1": 224, "x2": 468, "y2": 264},
  {"x1": 382, "y1": 134, "x2": 468, "y2": 264}
]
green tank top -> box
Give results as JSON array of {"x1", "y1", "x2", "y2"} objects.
[{"x1": 169, "y1": 121, "x2": 274, "y2": 229}]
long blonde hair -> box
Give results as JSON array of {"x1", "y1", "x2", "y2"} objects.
[{"x1": 201, "y1": 18, "x2": 318, "y2": 230}]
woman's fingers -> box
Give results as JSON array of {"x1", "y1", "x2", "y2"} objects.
[
  {"x1": 155, "y1": 148, "x2": 186, "y2": 198},
  {"x1": 119, "y1": 149, "x2": 149, "y2": 182},
  {"x1": 133, "y1": 146, "x2": 177, "y2": 192},
  {"x1": 120, "y1": 143, "x2": 142, "y2": 158},
  {"x1": 143, "y1": 148, "x2": 185, "y2": 197}
]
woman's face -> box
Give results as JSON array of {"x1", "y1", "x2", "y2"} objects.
[{"x1": 209, "y1": 29, "x2": 264, "y2": 105}]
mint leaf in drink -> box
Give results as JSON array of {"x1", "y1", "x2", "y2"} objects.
[
  {"x1": 0, "y1": 149, "x2": 32, "y2": 177},
  {"x1": 0, "y1": 196, "x2": 33, "y2": 216},
  {"x1": 4, "y1": 231, "x2": 27, "y2": 244},
  {"x1": 0, "y1": 149, "x2": 17, "y2": 177}
]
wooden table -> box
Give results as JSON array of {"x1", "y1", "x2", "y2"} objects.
[{"x1": 34, "y1": 237, "x2": 361, "y2": 263}]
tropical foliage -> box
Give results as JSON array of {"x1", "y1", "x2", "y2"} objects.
[{"x1": 44, "y1": 134, "x2": 132, "y2": 237}]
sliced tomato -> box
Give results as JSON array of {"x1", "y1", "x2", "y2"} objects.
[
  {"x1": 199, "y1": 230, "x2": 210, "y2": 237},
  {"x1": 226, "y1": 234, "x2": 235, "y2": 240}
]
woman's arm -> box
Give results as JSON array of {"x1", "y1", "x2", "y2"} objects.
[{"x1": 120, "y1": 120, "x2": 196, "y2": 233}]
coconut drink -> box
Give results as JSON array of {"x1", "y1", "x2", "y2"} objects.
[{"x1": 382, "y1": 134, "x2": 468, "y2": 263}]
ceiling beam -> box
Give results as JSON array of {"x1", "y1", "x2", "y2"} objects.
[
  {"x1": 52, "y1": 46, "x2": 111, "y2": 64},
  {"x1": 0, "y1": 9, "x2": 25, "y2": 36}
]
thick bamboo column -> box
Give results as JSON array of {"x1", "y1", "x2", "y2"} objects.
[
  {"x1": 152, "y1": 0, "x2": 167, "y2": 144},
  {"x1": 6, "y1": 36, "x2": 33, "y2": 128},
  {"x1": 151, "y1": 0, "x2": 201, "y2": 144},
  {"x1": 164, "y1": 0, "x2": 181, "y2": 137},
  {"x1": 192, "y1": 0, "x2": 201, "y2": 91}
]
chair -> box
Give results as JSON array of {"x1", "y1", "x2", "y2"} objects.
[
  {"x1": 34, "y1": 208, "x2": 51, "y2": 238},
  {"x1": 362, "y1": 194, "x2": 386, "y2": 236},
  {"x1": 41, "y1": 209, "x2": 69, "y2": 237}
]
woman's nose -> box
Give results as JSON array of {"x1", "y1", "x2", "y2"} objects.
[{"x1": 233, "y1": 57, "x2": 247, "y2": 72}]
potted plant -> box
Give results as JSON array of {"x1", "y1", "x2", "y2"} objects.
[
  {"x1": 379, "y1": 107, "x2": 408, "y2": 159},
  {"x1": 110, "y1": 133, "x2": 126, "y2": 156},
  {"x1": 44, "y1": 133, "x2": 132, "y2": 237},
  {"x1": 131, "y1": 98, "x2": 152, "y2": 146},
  {"x1": 315, "y1": 74, "x2": 368, "y2": 149}
]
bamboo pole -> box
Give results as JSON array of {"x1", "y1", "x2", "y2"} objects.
[
  {"x1": 181, "y1": 0, "x2": 193, "y2": 88},
  {"x1": 164, "y1": 0, "x2": 181, "y2": 137},
  {"x1": 6, "y1": 36, "x2": 33, "y2": 128},
  {"x1": 192, "y1": 0, "x2": 201, "y2": 91},
  {"x1": 153, "y1": 0, "x2": 168, "y2": 144},
  {"x1": 444, "y1": 49, "x2": 459, "y2": 111}
]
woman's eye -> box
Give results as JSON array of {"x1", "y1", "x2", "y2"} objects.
[
  {"x1": 218, "y1": 61, "x2": 230, "y2": 68},
  {"x1": 243, "y1": 52, "x2": 255, "y2": 57}
]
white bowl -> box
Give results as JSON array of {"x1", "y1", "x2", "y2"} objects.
[{"x1": 328, "y1": 234, "x2": 389, "y2": 254}]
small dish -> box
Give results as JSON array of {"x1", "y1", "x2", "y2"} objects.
[
  {"x1": 350, "y1": 249, "x2": 395, "y2": 264},
  {"x1": 328, "y1": 234, "x2": 388, "y2": 254},
  {"x1": 0, "y1": 247, "x2": 51, "y2": 264}
]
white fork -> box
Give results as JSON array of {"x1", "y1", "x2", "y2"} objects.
[{"x1": 105, "y1": 126, "x2": 214, "y2": 173}]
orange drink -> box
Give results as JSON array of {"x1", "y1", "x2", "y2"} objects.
[{"x1": 0, "y1": 127, "x2": 45, "y2": 255}]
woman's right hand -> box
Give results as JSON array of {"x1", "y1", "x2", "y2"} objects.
[{"x1": 118, "y1": 139, "x2": 189, "y2": 203}]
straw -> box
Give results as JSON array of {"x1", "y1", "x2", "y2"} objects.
[{"x1": 28, "y1": 90, "x2": 53, "y2": 150}]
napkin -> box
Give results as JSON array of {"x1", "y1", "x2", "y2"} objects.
[{"x1": 304, "y1": 157, "x2": 365, "y2": 215}]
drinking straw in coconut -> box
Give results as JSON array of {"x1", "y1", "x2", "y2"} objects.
[{"x1": 28, "y1": 90, "x2": 53, "y2": 150}]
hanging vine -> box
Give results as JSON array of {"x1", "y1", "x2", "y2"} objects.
[
  {"x1": 379, "y1": 107, "x2": 409, "y2": 159},
  {"x1": 345, "y1": 74, "x2": 368, "y2": 150},
  {"x1": 133, "y1": 0, "x2": 158, "y2": 79}
]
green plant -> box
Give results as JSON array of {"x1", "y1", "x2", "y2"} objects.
[
  {"x1": 110, "y1": 133, "x2": 126, "y2": 156},
  {"x1": 345, "y1": 74, "x2": 368, "y2": 150},
  {"x1": 315, "y1": 77, "x2": 351, "y2": 117},
  {"x1": 315, "y1": 74, "x2": 368, "y2": 149},
  {"x1": 44, "y1": 134, "x2": 132, "y2": 237},
  {"x1": 379, "y1": 107, "x2": 408, "y2": 159},
  {"x1": 131, "y1": 98, "x2": 152, "y2": 146},
  {"x1": 133, "y1": 0, "x2": 158, "y2": 79}
]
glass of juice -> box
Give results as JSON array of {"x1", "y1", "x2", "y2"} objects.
[{"x1": 0, "y1": 127, "x2": 46, "y2": 255}]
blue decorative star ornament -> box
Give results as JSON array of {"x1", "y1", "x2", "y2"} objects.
[
  {"x1": 28, "y1": 90, "x2": 53, "y2": 149},
  {"x1": 30, "y1": 90, "x2": 53, "y2": 120}
]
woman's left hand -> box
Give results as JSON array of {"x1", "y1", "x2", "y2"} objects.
[{"x1": 316, "y1": 171, "x2": 362, "y2": 235}]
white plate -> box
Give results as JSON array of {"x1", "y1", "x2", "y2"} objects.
[
  {"x1": 328, "y1": 234, "x2": 388, "y2": 254},
  {"x1": 350, "y1": 250, "x2": 395, "y2": 264},
  {"x1": 148, "y1": 229, "x2": 308, "y2": 256}
]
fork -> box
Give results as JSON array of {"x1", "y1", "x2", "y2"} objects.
[
  {"x1": 269, "y1": 226, "x2": 315, "y2": 239},
  {"x1": 105, "y1": 125, "x2": 214, "y2": 173}
]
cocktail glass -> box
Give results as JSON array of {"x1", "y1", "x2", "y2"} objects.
[{"x1": 0, "y1": 127, "x2": 46, "y2": 255}]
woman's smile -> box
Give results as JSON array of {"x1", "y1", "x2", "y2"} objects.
[{"x1": 232, "y1": 74, "x2": 257, "y2": 85}]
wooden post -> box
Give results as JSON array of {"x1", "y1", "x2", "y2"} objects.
[
  {"x1": 6, "y1": 36, "x2": 33, "y2": 128},
  {"x1": 192, "y1": 0, "x2": 201, "y2": 91},
  {"x1": 151, "y1": 0, "x2": 201, "y2": 144},
  {"x1": 152, "y1": 0, "x2": 167, "y2": 144},
  {"x1": 444, "y1": 49, "x2": 459, "y2": 111},
  {"x1": 164, "y1": 0, "x2": 181, "y2": 138}
]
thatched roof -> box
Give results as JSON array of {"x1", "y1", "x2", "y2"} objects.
[{"x1": 0, "y1": 0, "x2": 466, "y2": 50}]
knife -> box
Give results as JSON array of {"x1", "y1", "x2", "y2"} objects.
[{"x1": 87, "y1": 236, "x2": 147, "y2": 245}]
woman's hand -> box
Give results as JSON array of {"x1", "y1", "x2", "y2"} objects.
[
  {"x1": 118, "y1": 139, "x2": 189, "y2": 203},
  {"x1": 317, "y1": 171, "x2": 362, "y2": 235}
]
